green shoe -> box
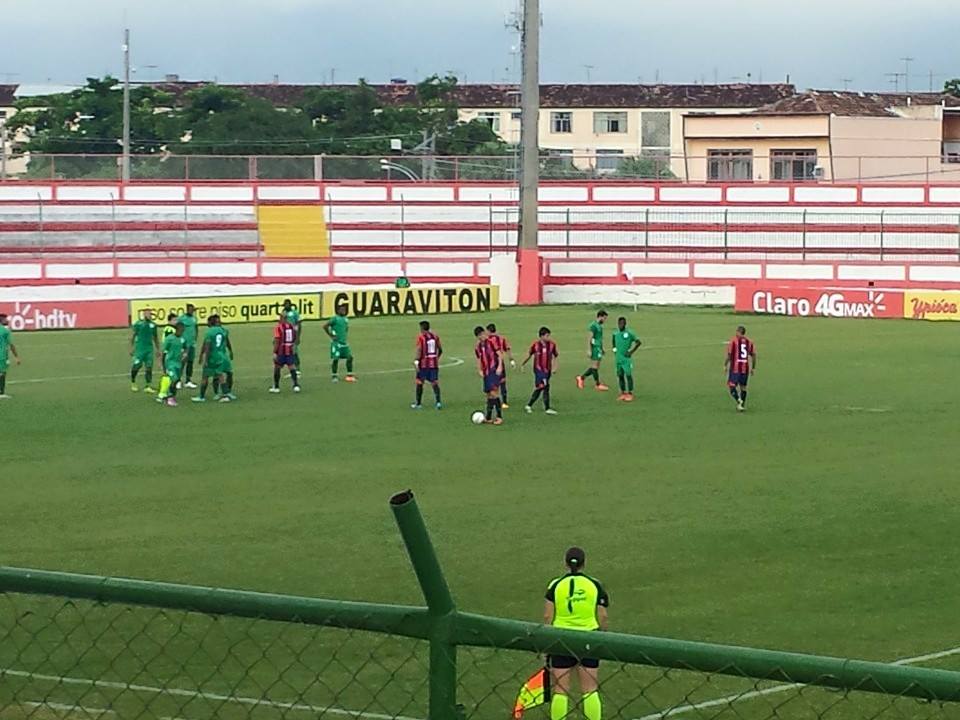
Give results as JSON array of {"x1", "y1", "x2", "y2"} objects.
[
  {"x1": 191, "y1": 397, "x2": 206, "y2": 403},
  {"x1": 131, "y1": 384, "x2": 139, "y2": 392},
  {"x1": 227, "y1": 393, "x2": 238, "y2": 401}
]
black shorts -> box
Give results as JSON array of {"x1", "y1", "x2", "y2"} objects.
[{"x1": 549, "y1": 655, "x2": 600, "y2": 670}]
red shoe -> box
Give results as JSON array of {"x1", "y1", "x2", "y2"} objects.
[
  {"x1": 617, "y1": 393, "x2": 627, "y2": 401},
  {"x1": 595, "y1": 384, "x2": 610, "y2": 392},
  {"x1": 492, "y1": 418, "x2": 504, "y2": 425},
  {"x1": 345, "y1": 375, "x2": 357, "y2": 383},
  {"x1": 576, "y1": 376, "x2": 584, "y2": 390},
  {"x1": 623, "y1": 393, "x2": 634, "y2": 402}
]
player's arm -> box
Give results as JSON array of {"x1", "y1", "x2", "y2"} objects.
[
  {"x1": 495, "y1": 349, "x2": 504, "y2": 375},
  {"x1": 597, "y1": 605, "x2": 609, "y2": 631},
  {"x1": 9, "y1": 341, "x2": 19, "y2": 365},
  {"x1": 628, "y1": 338, "x2": 642, "y2": 357},
  {"x1": 520, "y1": 347, "x2": 534, "y2": 369},
  {"x1": 198, "y1": 339, "x2": 209, "y2": 366},
  {"x1": 751, "y1": 348, "x2": 758, "y2": 373},
  {"x1": 543, "y1": 600, "x2": 555, "y2": 625},
  {"x1": 413, "y1": 337, "x2": 422, "y2": 367},
  {"x1": 505, "y1": 341, "x2": 516, "y2": 368},
  {"x1": 152, "y1": 327, "x2": 160, "y2": 353},
  {"x1": 129, "y1": 327, "x2": 136, "y2": 355},
  {"x1": 226, "y1": 337, "x2": 234, "y2": 359},
  {"x1": 323, "y1": 320, "x2": 334, "y2": 339},
  {"x1": 586, "y1": 331, "x2": 594, "y2": 356},
  {"x1": 723, "y1": 343, "x2": 731, "y2": 371}
]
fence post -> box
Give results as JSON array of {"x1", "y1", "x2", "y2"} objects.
[
  {"x1": 801, "y1": 209, "x2": 807, "y2": 261},
  {"x1": 644, "y1": 207, "x2": 650, "y2": 260},
  {"x1": 956, "y1": 213, "x2": 960, "y2": 262},
  {"x1": 400, "y1": 195, "x2": 406, "y2": 258},
  {"x1": 565, "y1": 207, "x2": 571, "y2": 259},
  {"x1": 327, "y1": 192, "x2": 334, "y2": 255},
  {"x1": 879, "y1": 209, "x2": 885, "y2": 262},
  {"x1": 111, "y1": 196, "x2": 118, "y2": 259},
  {"x1": 38, "y1": 193, "x2": 44, "y2": 254},
  {"x1": 183, "y1": 201, "x2": 189, "y2": 260},
  {"x1": 390, "y1": 490, "x2": 460, "y2": 720},
  {"x1": 723, "y1": 208, "x2": 729, "y2": 260},
  {"x1": 488, "y1": 196, "x2": 494, "y2": 258}
]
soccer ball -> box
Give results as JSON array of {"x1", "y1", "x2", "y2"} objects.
[{"x1": 471, "y1": 411, "x2": 486, "y2": 425}]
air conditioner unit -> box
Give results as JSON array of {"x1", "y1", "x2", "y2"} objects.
[{"x1": 812, "y1": 166, "x2": 825, "y2": 179}]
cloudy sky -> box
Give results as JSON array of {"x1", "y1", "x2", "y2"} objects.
[{"x1": 3, "y1": 0, "x2": 955, "y2": 92}]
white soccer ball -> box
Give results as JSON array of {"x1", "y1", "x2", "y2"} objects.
[{"x1": 471, "y1": 411, "x2": 486, "y2": 425}]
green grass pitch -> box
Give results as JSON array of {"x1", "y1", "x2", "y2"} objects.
[{"x1": 1, "y1": 305, "x2": 960, "y2": 718}]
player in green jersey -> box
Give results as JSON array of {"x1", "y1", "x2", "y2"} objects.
[
  {"x1": 177, "y1": 303, "x2": 200, "y2": 389},
  {"x1": 324, "y1": 304, "x2": 355, "y2": 383},
  {"x1": 611, "y1": 316, "x2": 642, "y2": 402},
  {"x1": 576, "y1": 310, "x2": 609, "y2": 391},
  {"x1": 282, "y1": 298, "x2": 303, "y2": 373},
  {"x1": 158, "y1": 322, "x2": 187, "y2": 407},
  {"x1": 194, "y1": 315, "x2": 235, "y2": 403},
  {"x1": 162, "y1": 312, "x2": 177, "y2": 340},
  {"x1": 0, "y1": 313, "x2": 22, "y2": 399},
  {"x1": 130, "y1": 310, "x2": 160, "y2": 393},
  {"x1": 543, "y1": 547, "x2": 609, "y2": 720}
]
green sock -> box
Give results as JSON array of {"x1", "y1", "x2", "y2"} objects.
[
  {"x1": 627, "y1": 374, "x2": 634, "y2": 392},
  {"x1": 145, "y1": 368, "x2": 153, "y2": 385},
  {"x1": 583, "y1": 692, "x2": 602, "y2": 720},
  {"x1": 550, "y1": 694, "x2": 569, "y2": 720},
  {"x1": 332, "y1": 359, "x2": 339, "y2": 376}
]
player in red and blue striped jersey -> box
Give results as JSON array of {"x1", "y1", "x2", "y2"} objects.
[
  {"x1": 270, "y1": 315, "x2": 301, "y2": 394},
  {"x1": 412, "y1": 320, "x2": 443, "y2": 410},
  {"x1": 475, "y1": 326, "x2": 504, "y2": 425},
  {"x1": 486, "y1": 323, "x2": 516, "y2": 408},
  {"x1": 521, "y1": 326, "x2": 559, "y2": 415},
  {"x1": 724, "y1": 325, "x2": 757, "y2": 412}
]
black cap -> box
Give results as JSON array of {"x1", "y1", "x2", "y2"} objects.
[{"x1": 565, "y1": 546, "x2": 586, "y2": 570}]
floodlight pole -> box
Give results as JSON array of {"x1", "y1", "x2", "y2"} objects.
[
  {"x1": 121, "y1": 28, "x2": 131, "y2": 184},
  {"x1": 516, "y1": 0, "x2": 542, "y2": 304}
]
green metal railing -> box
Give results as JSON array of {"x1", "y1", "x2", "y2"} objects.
[{"x1": 0, "y1": 490, "x2": 958, "y2": 720}]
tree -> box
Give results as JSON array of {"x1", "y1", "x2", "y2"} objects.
[
  {"x1": 613, "y1": 156, "x2": 676, "y2": 180},
  {"x1": 946, "y1": 79, "x2": 960, "y2": 97}
]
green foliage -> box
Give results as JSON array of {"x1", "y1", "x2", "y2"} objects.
[
  {"x1": 945, "y1": 78, "x2": 960, "y2": 97},
  {"x1": 613, "y1": 155, "x2": 677, "y2": 179},
  {"x1": 11, "y1": 74, "x2": 507, "y2": 164}
]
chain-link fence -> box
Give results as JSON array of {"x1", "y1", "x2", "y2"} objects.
[
  {"x1": 1, "y1": 493, "x2": 959, "y2": 720},
  {"x1": 9, "y1": 154, "x2": 960, "y2": 183}
]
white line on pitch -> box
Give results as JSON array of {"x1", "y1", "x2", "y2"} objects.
[
  {"x1": 4, "y1": 668, "x2": 423, "y2": 720},
  {"x1": 7, "y1": 358, "x2": 465, "y2": 386},
  {"x1": 635, "y1": 644, "x2": 960, "y2": 720},
  {"x1": 25, "y1": 699, "x2": 189, "y2": 720}
]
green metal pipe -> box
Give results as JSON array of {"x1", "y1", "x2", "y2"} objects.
[
  {"x1": 389, "y1": 490, "x2": 455, "y2": 616},
  {"x1": 453, "y1": 612, "x2": 960, "y2": 703},
  {"x1": 0, "y1": 566, "x2": 432, "y2": 640}
]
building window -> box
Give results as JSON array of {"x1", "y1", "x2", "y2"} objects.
[
  {"x1": 593, "y1": 112, "x2": 627, "y2": 134},
  {"x1": 771, "y1": 150, "x2": 818, "y2": 180},
  {"x1": 707, "y1": 150, "x2": 753, "y2": 181},
  {"x1": 551, "y1": 112, "x2": 573, "y2": 133},
  {"x1": 510, "y1": 110, "x2": 522, "y2": 121},
  {"x1": 942, "y1": 141, "x2": 960, "y2": 164},
  {"x1": 476, "y1": 112, "x2": 501, "y2": 133},
  {"x1": 595, "y1": 149, "x2": 624, "y2": 172},
  {"x1": 641, "y1": 112, "x2": 671, "y2": 149}
]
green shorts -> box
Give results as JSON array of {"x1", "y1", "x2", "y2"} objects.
[
  {"x1": 331, "y1": 342, "x2": 352, "y2": 360},
  {"x1": 0, "y1": 358, "x2": 8, "y2": 374},
  {"x1": 616, "y1": 359, "x2": 634, "y2": 375},
  {"x1": 165, "y1": 365, "x2": 182, "y2": 383},
  {"x1": 132, "y1": 349, "x2": 154, "y2": 368},
  {"x1": 590, "y1": 346, "x2": 604, "y2": 362}
]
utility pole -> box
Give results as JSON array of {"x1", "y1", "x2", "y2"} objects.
[
  {"x1": 121, "y1": 28, "x2": 131, "y2": 184},
  {"x1": 1, "y1": 120, "x2": 7, "y2": 181},
  {"x1": 516, "y1": 0, "x2": 541, "y2": 304},
  {"x1": 900, "y1": 57, "x2": 914, "y2": 92},
  {"x1": 583, "y1": 64, "x2": 594, "y2": 83},
  {"x1": 840, "y1": 78, "x2": 853, "y2": 91}
]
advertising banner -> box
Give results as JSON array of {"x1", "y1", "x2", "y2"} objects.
[
  {"x1": 129, "y1": 294, "x2": 321, "y2": 324},
  {"x1": 735, "y1": 286, "x2": 903, "y2": 319},
  {"x1": 903, "y1": 292, "x2": 960, "y2": 321},
  {"x1": 322, "y1": 286, "x2": 500, "y2": 318},
  {"x1": 0, "y1": 300, "x2": 128, "y2": 331}
]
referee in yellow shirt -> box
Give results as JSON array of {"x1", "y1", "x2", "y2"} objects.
[{"x1": 544, "y1": 547, "x2": 609, "y2": 720}]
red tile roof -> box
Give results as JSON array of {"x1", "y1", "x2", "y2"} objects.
[{"x1": 752, "y1": 90, "x2": 957, "y2": 117}]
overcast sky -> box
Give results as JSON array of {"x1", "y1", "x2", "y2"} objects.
[{"x1": 3, "y1": 0, "x2": 955, "y2": 92}]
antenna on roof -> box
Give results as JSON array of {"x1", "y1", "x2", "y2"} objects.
[{"x1": 840, "y1": 78, "x2": 853, "y2": 91}]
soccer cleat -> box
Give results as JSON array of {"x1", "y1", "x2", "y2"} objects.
[
  {"x1": 524, "y1": 405, "x2": 533, "y2": 414},
  {"x1": 227, "y1": 393, "x2": 238, "y2": 401},
  {"x1": 218, "y1": 396, "x2": 231, "y2": 403},
  {"x1": 131, "y1": 384, "x2": 139, "y2": 392},
  {"x1": 737, "y1": 400, "x2": 745, "y2": 412},
  {"x1": 624, "y1": 393, "x2": 635, "y2": 403},
  {"x1": 435, "y1": 402, "x2": 443, "y2": 410},
  {"x1": 576, "y1": 375, "x2": 584, "y2": 389},
  {"x1": 411, "y1": 403, "x2": 422, "y2": 410},
  {"x1": 0, "y1": 394, "x2": 11, "y2": 400},
  {"x1": 617, "y1": 393, "x2": 627, "y2": 401},
  {"x1": 144, "y1": 387, "x2": 156, "y2": 395},
  {"x1": 185, "y1": 381, "x2": 198, "y2": 389},
  {"x1": 331, "y1": 376, "x2": 339, "y2": 383},
  {"x1": 191, "y1": 397, "x2": 206, "y2": 403},
  {"x1": 293, "y1": 385, "x2": 302, "y2": 393},
  {"x1": 492, "y1": 418, "x2": 504, "y2": 426},
  {"x1": 545, "y1": 408, "x2": 559, "y2": 415},
  {"x1": 166, "y1": 397, "x2": 178, "y2": 407},
  {"x1": 595, "y1": 384, "x2": 610, "y2": 392},
  {"x1": 269, "y1": 387, "x2": 281, "y2": 394},
  {"x1": 176, "y1": 381, "x2": 182, "y2": 390},
  {"x1": 345, "y1": 375, "x2": 357, "y2": 383},
  {"x1": 501, "y1": 402, "x2": 510, "y2": 409}
]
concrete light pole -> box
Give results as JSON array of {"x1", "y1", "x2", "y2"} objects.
[{"x1": 516, "y1": 0, "x2": 541, "y2": 304}]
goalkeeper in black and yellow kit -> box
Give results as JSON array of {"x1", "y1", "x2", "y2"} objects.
[{"x1": 544, "y1": 547, "x2": 609, "y2": 720}]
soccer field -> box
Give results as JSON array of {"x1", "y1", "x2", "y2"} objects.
[{"x1": 2, "y1": 304, "x2": 960, "y2": 712}]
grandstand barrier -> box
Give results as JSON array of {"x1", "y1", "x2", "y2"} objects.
[{"x1": 1, "y1": 491, "x2": 959, "y2": 720}]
